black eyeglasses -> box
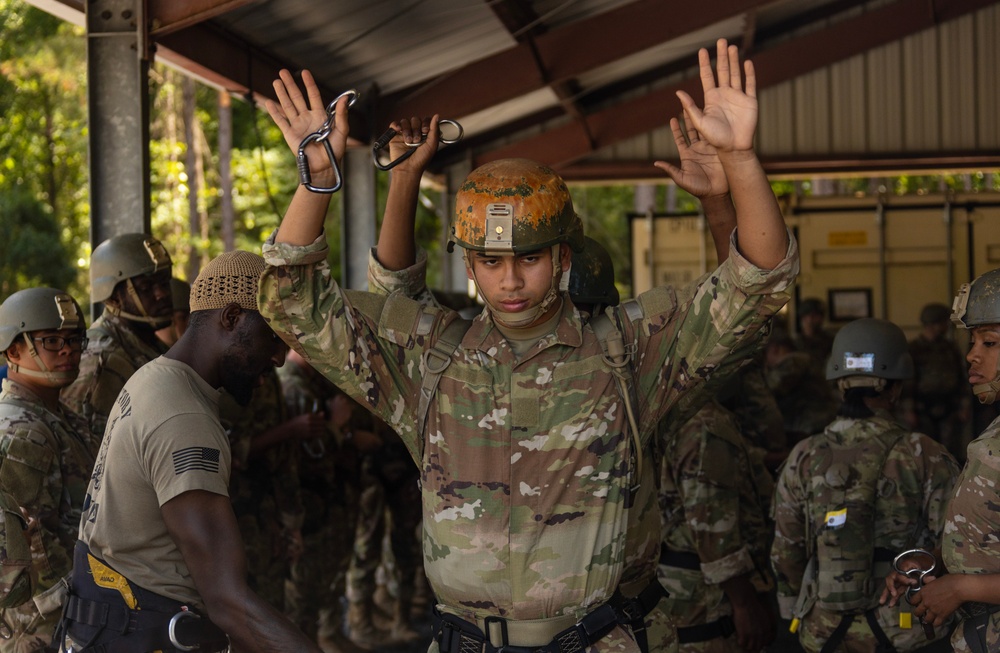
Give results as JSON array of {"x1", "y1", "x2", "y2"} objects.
[{"x1": 31, "y1": 335, "x2": 89, "y2": 352}]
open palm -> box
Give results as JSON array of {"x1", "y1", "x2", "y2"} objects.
[{"x1": 676, "y1": 40, "x2": 758, "y2": 153}]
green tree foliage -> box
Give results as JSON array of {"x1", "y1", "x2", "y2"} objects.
[
  {"x1": 0, "y1": 188, "x2": 75, "y2": 296},
  {"x1": 0, "y1": 0, "x2": 89, "y2": 300}
]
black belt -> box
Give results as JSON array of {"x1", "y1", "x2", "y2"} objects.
[
  {"x1": 659, "y1": 547, "x2": 700, "y2": 570},
  {"x1": 662, "y1": 547, "x2": 895, "y2": 570},
  {"x1": 676, "y1": 616, "x2": 734, "y2": 643},
  {"x1": 433, "y1": 581, "x2": 666, "y2": 653},
  {"x1": 434, "y1": 604, "x2": 619, "y2": 653},
  {"x1": 59, "y1": 542, "x2": 229, "y2": 653},
  {"x1": 65, "y1": 600, "x2": 229, "y2": 653}
]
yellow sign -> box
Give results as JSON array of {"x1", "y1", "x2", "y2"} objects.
[{"x1": 828, "y1": 231, "x2": 868, "y2": 247}]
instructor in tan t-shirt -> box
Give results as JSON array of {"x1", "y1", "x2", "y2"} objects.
[{"x1": 58, "y1": 251, "x2": 323, "y2": 653}]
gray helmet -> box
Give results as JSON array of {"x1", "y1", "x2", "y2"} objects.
[
  {"x1": 90, "y1": 233, "x2": 172, "y2": 303},
  {"x1": 799, "y1": 297, "x2": 825, "y2": 318},
  {"x1": 920, "y1": 302, "x2": 951, "y2": 325},
  {"x1": 569, "y1": 236, "x2": 619, "y2": 309},
  {"x1": 826, "y1": 318, "x2": 914, "y2": 385},
  {"x1": 0, "y1": 288, "x2": 85, "y2": 351},
  {"x1": 952, "y1": 268, "x2": 1000, "y2": 329}
]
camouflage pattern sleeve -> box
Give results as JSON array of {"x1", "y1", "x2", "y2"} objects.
[
  {"x1": 630, "y1": 229, "x2": 799, "y2": 442},
  {"x1": 0, "y1": 414, "x2": 72, "y2": 591},
  {"x1": 367, "y1": 246, "x2": 441, "y2": 308},
  {"x1": 0, "y1": 489, "x2": 32, "y2": 609},
  {"x1": 943, "y1": 419, "x2": 1000, "y2": 576},
  {"x1": 260, "y1": 232, "x2": 449, "y2": 459},
  {"x1": 904, "y1": 433, "x2": 959, "y2": 545},
  {"x1": 770, "y1": 437, "x2": 813, "y2": 618},
  {"x1": 671, "y1": 402, "x2": 763, "y2": 586}
]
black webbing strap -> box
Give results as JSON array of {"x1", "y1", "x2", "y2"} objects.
[
  {"x1": 658, "y1": 546, "x2": 701, "y2": 570},
  {"x1": 820, "y1": 613, "x2": 855, "y2": 653},
  {"x1": 863, "y1": 609, "x2": 897, "y2": 653},
  {"x1": 676, "y1": 616, "x2": 735, "y2": 644},
  {"x1": 963, "y1": 609, "x2": 996, "y2": 653},
  {"x1": 614, "y1": 579, "x2": 669, "y2": 653}
]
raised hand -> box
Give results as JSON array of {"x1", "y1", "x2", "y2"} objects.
[
  {"x1": 654, "y1": 112, "x2": 729, "y2": 199},
  {"x1": 265, "y1": 69, "x2": 350, "y2": 176},
  {"x1": 675, "y1": 39, "x2": 757, "y2": 154},
  {"x1": 386, "y1": 115, "x2": 441, "y2": 175}
]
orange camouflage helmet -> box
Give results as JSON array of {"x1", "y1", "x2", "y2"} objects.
[{"x1": 450, "y1": 158, "x2": 584, "y2": 254}]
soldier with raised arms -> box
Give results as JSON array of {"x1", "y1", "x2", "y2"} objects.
[{"x1": 260, "y1": 39, "x2": 798, "y2": 653}]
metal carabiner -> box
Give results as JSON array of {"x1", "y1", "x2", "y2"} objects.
[
  {"x1": 296, "y1": 89, "x2": 360, "y2": 193},
  {"x1": 301, "y1": 438, "x2": 326, "y2": 459},
  {"x1": 168, "y1": 610, "x2": 201, "y2": 652},
  {"x1": 893, "y1": 548, "x2": 937, "y2": 639},
  {"x1": 372, "y1": 119, "x2": 464, "y2": 171}
]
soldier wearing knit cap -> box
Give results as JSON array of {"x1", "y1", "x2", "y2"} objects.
[{"x1": 59, "y1": 251, "x2": 323, "y2": 653}]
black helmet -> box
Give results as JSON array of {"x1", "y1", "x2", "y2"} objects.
[
  {"x1": 826, "y1": 318, "x2": 913, "y2": 389},
  {"x1": 569, "y1": 236, "x2": 619, "y2": 309}
]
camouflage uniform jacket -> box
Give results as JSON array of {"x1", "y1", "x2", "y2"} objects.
[
  {"x1": 942, "y1": 415, "x2": 1000, "y2": 652},
  {"x1": 765, "y1": 351, "x2": 837, "y2": 442},
  {"x1": 658, "y1": 399, "x2": 774, "y2": 624},
  {"x1": 0, "y1": 379, "x2": 95, "y2": 593},
  {"x1": 771, "y1": 411, "x2": 959, "y2": 619},
  {"x1": 61, "y1": 313, "x2": 167, "y2": 454},
  {"x1": 260, "y1": 230, "x2": 797, "y2": 627},
  {"x1": 371, "y1": 247, "x2": 676, "y2": 617}
]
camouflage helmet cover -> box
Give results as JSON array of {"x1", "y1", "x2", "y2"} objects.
[
  {"x1": 90, "y1": 233, "x2": 172, "y2": 303},
  {"x1": 450, "y1": 158, "x2": 584, "y2": 254},
  {"x1": 0, "y1": 287, "x2": 85, "y2": 351},
  {"x1": 951, "y1": 268, "x2": 1000, "y2": 329},
  {"x1": 569, "y1": 236, "x2": 620, "y2": 308},
  {"x1": 826, "y1": 317, "x2": 914, "y2": 382}
]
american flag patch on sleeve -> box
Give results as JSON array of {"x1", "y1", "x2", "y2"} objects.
[{"x1": 172, "y1": 447, "x2": 221, "y2": 475}]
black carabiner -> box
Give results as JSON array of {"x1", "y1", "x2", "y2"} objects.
[
  {"x1": 296, "y1": 89, "x2": 360, "y2": 193},
  {"x1": 372, "y1": 119, "x2": 464, "y2": 171}
]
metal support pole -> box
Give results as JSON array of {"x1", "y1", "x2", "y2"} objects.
[
  {"x1": 876, "y1": 196, "x2": 887, "y2": 318},
  {"x1": 86, "y1": 0, "x2": 151, "y2": 249},
  {"x1": 341, "y1": 147, "x2": 377, "y2": 290},
  {"x1": 443, "y1": 162, "x2": 472, "y2": 293}
]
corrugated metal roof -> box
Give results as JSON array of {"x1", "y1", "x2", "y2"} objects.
[{"x1": 27, "y1": 0, "x2": 1000, "y2": 180}]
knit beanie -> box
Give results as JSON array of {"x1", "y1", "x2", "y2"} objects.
[{"x1": 189, "y1": 250, "x2": 265, "y2": 312}]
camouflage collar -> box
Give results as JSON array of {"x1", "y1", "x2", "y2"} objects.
[{"x1": 466, "y1": 293, "x2": 583, "y2": 358}]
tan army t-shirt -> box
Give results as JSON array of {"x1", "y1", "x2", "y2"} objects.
[{"x1": 78, "y1": 356, "x2": 230, "y2": 609}]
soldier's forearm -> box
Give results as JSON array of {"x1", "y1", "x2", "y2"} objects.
[
  {"x1": 719, "y1": 150, "x2": 787, "y2": 270},
  {"x1": 276, "y1": 180, "x2": 335, "y2": 246},
  {"x1": 376, "y1": 170, "x2": 421, "y2": 270}
]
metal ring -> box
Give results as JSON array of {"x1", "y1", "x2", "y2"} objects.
[{"x1": 168, "y1": 610, "x2": 201, "y2": 652}]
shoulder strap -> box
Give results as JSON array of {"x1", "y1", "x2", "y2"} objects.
[
  {"x1": 591, "y1": 311, "x2": 643, "y2": 495},
  {"x1": 416, "y1": 317, "x2": 472, "y2": 439}
]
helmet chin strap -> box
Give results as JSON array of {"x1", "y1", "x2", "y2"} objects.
[
  {"x1": 7, "y1": 334, "x2": 79, "y2": 386},
  {"x1": 467, "y1": 245, "x2": 563, "y2": 329},
  {"x1": 973, "y1": 355, "x2": 1000, "y2": 404},
  {"x1": 106, "y1": 278, "x2": 172, "y2": 329}
]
